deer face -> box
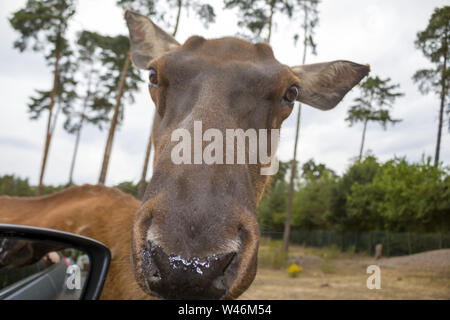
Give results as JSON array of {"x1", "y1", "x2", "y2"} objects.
[{"x1": 125, "y1": 10, "x2": 369, "y2": 299}]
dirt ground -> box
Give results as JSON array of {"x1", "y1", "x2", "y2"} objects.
[{"x1": 240, "y1": 245, "x2": 450, "y2": 300}]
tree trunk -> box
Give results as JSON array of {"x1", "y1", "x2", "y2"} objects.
[
  {"x1": 68, "y1": 119, "x2": 83, "y2": 186},
  {"x1": 282, "y1": 4, "x2": 309, "y2": 252},
  {"x1": 68, "y1": 104, "x2": 88, "y2": 186},
  {"x1": 36, "y1": 49, "x2": 60, "y2": 196},
  {"x1": 282, "y1": 106, "x2": 302, "y2": 252},
  {"x1": 359, "y1": 119, "x2": 368, "y2": 162},
  {"x1": 68, "y1": 73, "x2": 93, "y2": 186},
  {"x1": 98, "y1": 51, "x2": 131, "y2": 184},
  {"x1": 266, "y1": 0, "x2": 276, "y2": 43},
  {"x1": 434, "y1": 38, "x2": 447, "y2": 167},
  {"x1": 137, "y1": 123, "x2": 153, "y2": 200},
  {"x1": 172, "y1": 0, "x2": 182, "y2": 37}
]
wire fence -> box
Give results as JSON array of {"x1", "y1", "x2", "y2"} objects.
[{"x1": 261, "y1": 230, "x2": 450, "y2": 257}]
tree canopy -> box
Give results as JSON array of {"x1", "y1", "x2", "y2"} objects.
[
  {"x1": 224, "y1": 0, "x2": 294, "y2": 42},
  {"x1": 346, "y1": 76, "x2": 404, "y2": 161},
  {"x1": 413, "y1": 5, "x2": 449, "y2": 167}
]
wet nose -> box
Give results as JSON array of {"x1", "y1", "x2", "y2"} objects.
[{"x1": 143, "y1": 241, "x2": 235, "y2": 299}]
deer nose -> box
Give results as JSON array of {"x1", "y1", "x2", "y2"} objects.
[{"x1": 144, "y1": 241, "x2": 235, "y2": 299}]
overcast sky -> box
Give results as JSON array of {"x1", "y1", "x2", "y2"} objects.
[{"x1": 0, "y1": 0, "x2": 448, "y2": 187}]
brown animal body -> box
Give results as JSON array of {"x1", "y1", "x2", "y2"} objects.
[
  {"x1": 0, "y1": 185, "x2": 148, "y2": 299},
  {"x1": 0, "y1": 10, "x2": 369, "y2": 300}
]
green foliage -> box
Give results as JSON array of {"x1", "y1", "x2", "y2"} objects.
[
  {"x1": 292, "y1": 161, "x2": 337, "y2": 231},
  {"x1": 0, "y1": 175, "x2": 64, "y2": 196},
  {"x1": 0, "y1": 175, "x2": 34, "y2": 197},
  {"x1": 97, "y1": 34, "x2": 142, "y2": 111},
  {"x1": 413, "y1": 5, "x2": 449, "y2": 129},
  {"x1": 117, "y1": 0, "x2": 216, "y2": 33},
  {"x1": 9, "y1": 0, "x2": 78, "y2": 122},
  {"x1": 327, "y1": 156, "x2": 381, "y2": 231},
  {"x1": 63, "y1": 31, "x2": 120, "y2": 134},
  {"x1": 38, "y1": 184, "x2": 65, "y2": 195},
  {"x1": 292, "y1": 0, "x2": 320, "y2": 56},
  {"x1": 346, "y1": 180, "x2": 385, "y2": 231},
  {"x1": 9, "y1": 0, "x2": 76, "y2": 54},
  {"x1": 264, "y1": 229, "x2": 450, "y2": 257},
  {"x1": 346, "y1": 76, "x2": 403, "y2": 129},
  {"x1": 26, "y1": 50, "x2": 78, "y2": 122},
  {"x1": 327, "y1": 156, "x2": 449, "y2": 233},
  {"x1": 371, "y1": 158, "x2": 450, "y2": 232},
  {"x1": 262, "y1": 159, "x2": 290, "y2": 197},
  {"x1": 258, "y1": 177, "x2": 289, "y2": 232},
  {"x1": 346, "y1": 76, "x2": 403, "y2": 160},
  {"x1": 0, "y1": 175, "x2": 138, "y2": 199},
  {"x1": 224, "y1": 0, "x2": 294, "y2": 41},
  {"x1": 258, "y1": 161, "x2": 291, "y2": 231},
  {"x1": 301, "y1": 159, "x2": 336, "y2": 181},
  {"x1": 414, "y1": 6, "x2": 449, "y2": 66},
  {"x1": 194, "y1": 2, "x2": 216, "y2": 27},
  {"x1": 259, "y1": 156, "x2": 449, "y2": 235},
  {"x1": 114, "y1": 181, "x2": 139, "y2": 198}
]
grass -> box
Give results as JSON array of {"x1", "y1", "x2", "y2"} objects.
[
  {"x1": 320, "y1": 259, "x2": 337, "y2": 274},
  {"x1": 258, "y1": 238, "x2": 288, "y2": 269},
  {"x1": 244, "y1": 244, "x2": 450, "y2": 300},
  {"x1": 258, "y1": 238, "x2": 345, "y2": 271},
  {"x1": 303, "y1": 244, "x2": 341, "y2": 260},
  {"x1": 258, "y1": 238, "x2": 373, "y2": 274},
  {"x1": 345, "y1": 245, "x2": 356, "y2": 258}
]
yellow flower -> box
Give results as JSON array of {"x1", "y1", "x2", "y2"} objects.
[{"x1": 287, "y1": 264, "x2": 303, "y2": 277}]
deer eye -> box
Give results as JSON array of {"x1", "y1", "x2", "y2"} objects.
[
  {"x1": 282, "y1": 85, "x2": 299, "y2": 104},
  {"x1": 148, "y1": 68, "x2": 158, "y2": 88}
]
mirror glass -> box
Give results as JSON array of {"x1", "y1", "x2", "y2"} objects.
[{"x1": 0, "y1": 237, "x2": 90, "y2": 300}]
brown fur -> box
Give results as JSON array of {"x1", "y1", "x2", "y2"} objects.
[{"x1": 0, "y1": 184, "x2": 149, "y2": 299}]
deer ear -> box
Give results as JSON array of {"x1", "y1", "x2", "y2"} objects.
[
  {"x1": 291, "y1": 60, "x2": 370, "y2": 110},
  {"x1": 124, "y1": 9, "x2": 180, "y2": 69}
]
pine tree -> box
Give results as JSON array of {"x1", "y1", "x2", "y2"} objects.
[
  {"x1": 97, "y1": 33, "x2": 142, "y2": 184},
  {"x1": 9, "y1": 0, "x2": 77, "y2": 195},
  {"x1": 64, "y1": 31, "x2": 125, "y2": 185},
  {"x1": 413, "y1": 6, "x2": 449, "y2": 167},
  {"x1": 224, "y1": 0, "x2": 294, "y2": 42},
  {"x1": 346, "y1": 76, "x2": 404, "y2": 161}
]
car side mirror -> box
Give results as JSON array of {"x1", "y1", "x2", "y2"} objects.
[{"x1": 0, "y1": 224, "x2": 110, "y2": 300}]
